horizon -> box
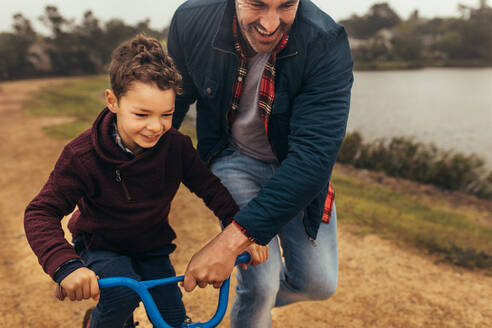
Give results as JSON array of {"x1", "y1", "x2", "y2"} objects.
[{"x1": 0, "y1": 0, "x2": 485, "y2": 35}]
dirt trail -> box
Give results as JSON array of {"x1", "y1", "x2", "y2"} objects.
[{"x1": 0, "y1": 78, "x2": 491, "y2": 327}]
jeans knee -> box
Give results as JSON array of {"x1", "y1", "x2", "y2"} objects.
[
  {"x1": 238, "y1": 279, "x2": 279, "y2": 305},
  {"x1": 98, "y1": 287, "x2": 140, "y2": 314},
  {"x1": 303, "y1": 276, "x2": 337, "y2": 301}
]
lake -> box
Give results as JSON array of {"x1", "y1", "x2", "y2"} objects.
[{"x1": 349, "y1": 68, "x2": 492, "y2": 168}]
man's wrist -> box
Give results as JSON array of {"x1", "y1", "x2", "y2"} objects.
[
  {"x1": 220, "y1": 221, "x2": 253, "y2": 256},
  {"x1": 232, "y1": 220, "x2": 257, "y2": 243}
]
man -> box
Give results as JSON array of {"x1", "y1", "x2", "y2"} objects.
[{"x1": 169, "y1": 0, "x2": 353, "y2": 327}]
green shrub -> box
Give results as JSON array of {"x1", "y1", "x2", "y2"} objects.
[
  {"x1": 338, "y1": 131, "x2": 362, "y2": 164},
  {"x1": 339, "y1": 132, "x2": 491, "y2": 200}
]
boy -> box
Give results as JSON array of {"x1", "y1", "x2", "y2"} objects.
[{"x1": 24, "y1": 35, "x2": 266, "y2": 328}]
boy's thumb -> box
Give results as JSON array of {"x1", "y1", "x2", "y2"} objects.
[{"x1": 54, "y1": 284, "x2": 65, "y2": 301}]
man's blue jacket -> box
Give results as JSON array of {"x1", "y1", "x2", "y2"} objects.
[{"x1": 169, "y1": 0, "x2": 353, "y2": 245}]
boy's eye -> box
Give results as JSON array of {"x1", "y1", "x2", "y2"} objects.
[
  {"x1": 162, "y1": 113, "x2": 173, "y2": 117},
  {"x1": 134, "y1": 113, "x2": 147, "y2": 117}
]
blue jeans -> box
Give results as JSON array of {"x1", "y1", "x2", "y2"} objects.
[
  {"x1": 75, "y1": 240, "x2": 186, "y2": 328},
  {"x1": 211, "y1": 150, "x2": 338, "y2": 328}
]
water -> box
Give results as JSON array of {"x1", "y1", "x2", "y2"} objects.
[{"x1": 349, "y1": 68, "x2": 492, "y2": 168}]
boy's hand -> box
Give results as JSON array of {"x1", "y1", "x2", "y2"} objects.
[
  {"x1": 239, "y1": 244, "x2": 269, "y2": 270},
  {"x1": 55, "y1": 267, "x2": 100, "y2": 302}
]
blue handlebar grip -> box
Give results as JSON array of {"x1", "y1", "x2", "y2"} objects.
[
  {"x1": 234, "y1": 252, "x2": 250, "y2": 266},
  {"x1": 98, "y1": 252, "x2": 251, "y2": 328}
]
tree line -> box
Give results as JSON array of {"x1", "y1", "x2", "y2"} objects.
[
  {"x1": 0, "y1": 6, "x2": 168, "y2": 80},
  {"x1": 341, "y1": 2, "x2": 492, "y2": 68},
  {"x1": 2, "y1": 3, "x2": 492, "y2": 80}
]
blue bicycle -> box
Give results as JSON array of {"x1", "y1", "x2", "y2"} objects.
[{"x1": 97, "y1": 253, "x2": 250, "y2": 328}]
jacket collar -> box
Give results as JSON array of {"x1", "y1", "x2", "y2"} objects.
[{"x1": 212, "y1": 0, "x2": 299, "y2": 59}]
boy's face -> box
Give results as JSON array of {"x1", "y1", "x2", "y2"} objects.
[{"x1": 105, "y1": 82, "x2": 175, "y2": 155}]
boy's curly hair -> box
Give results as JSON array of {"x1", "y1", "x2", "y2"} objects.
[{"x1": 109, "y1": 34, "x2": 182, "y2": 100}]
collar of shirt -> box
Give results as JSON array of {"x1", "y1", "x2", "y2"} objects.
[{"x1": 111, "y1": 119, "x2": 135, "y2": 156}]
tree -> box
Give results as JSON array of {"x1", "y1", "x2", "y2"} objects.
[
  {"x1": 393, "y1": 23, "x2": 423, "y2": 61},
  {"x1": 76, "y1": 10, "x2": 105, "y2": 71},
  {"x1": 366, "y1": 3, "x2": 401, "y2": 32},
  {"x1": 0, "y1": 14, "x2": 37, "y2": 79},
  {"x1": 39, "y1": 6, "x2": 98, "y2": 75},
  {"x1": 39, "y1": 5, "x2": 73, "y2": 38},
  {"x1": 341, "y1": 2, "x2": 401, "y2": 39}
]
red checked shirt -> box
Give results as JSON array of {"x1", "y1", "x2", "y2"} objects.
[{"x1": 230, "y1": 16, "x2": 335, "y2": 225}]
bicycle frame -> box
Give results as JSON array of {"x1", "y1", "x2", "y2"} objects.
[{"x1": 98, "y1": 253, "x2": 250, "y2": 328}]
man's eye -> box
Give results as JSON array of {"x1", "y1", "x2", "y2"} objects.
[
  {"x1": 281, "y1": 2, "x2": 296, "y2": 9},
  {"x1": 250, "y1": 2, "x2": 264, "y2": 8}
]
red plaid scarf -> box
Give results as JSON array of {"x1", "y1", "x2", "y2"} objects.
[
  {"x1": 230, "y1": 16, "x2": 288, "y2": 134},
  {"x1": 230, "y1": 16, "x2": 334, "y2": 224}
]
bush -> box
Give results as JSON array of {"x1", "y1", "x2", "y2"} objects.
[
  {"x1": 338, "y1": 132, "x2": 492, "y2": 200},
  {"x1": 338, "y1": 131, "x2": 362, "y2": 164}
]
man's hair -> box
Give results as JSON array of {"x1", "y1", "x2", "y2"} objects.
[{"x1": 109, "y1": 34, "x2": 182, "y2": 100}]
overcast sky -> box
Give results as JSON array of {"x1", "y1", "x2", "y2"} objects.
[{"x1": 0, "y1": 0, "x2": 484, "y2": 34}]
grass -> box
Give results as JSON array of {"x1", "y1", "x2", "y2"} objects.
[
  {"x1": 332, "y1": 170, "x2": 492, "y2": 269},
  {"x1": 24, "y1": 75, "x2": 109, "y2": 138},
  {"x1": 22, "y1": 75, "x2": 492, "y2": 271}
]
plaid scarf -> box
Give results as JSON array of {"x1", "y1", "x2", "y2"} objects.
[
  {"x1": 230, "y1": 16, "x2": 334, "y2": 224},
  {"x1": 230, "y1": 16, "x2": 289, "y2": 134}
]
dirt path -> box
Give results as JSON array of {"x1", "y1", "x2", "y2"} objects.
[{"x1": 0, "y1": 78, "x2": 491, "y2": 327}]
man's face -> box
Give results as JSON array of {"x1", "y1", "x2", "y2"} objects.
[{"x1": 236, "y1": 0, "x2": 299, "y2": 53}]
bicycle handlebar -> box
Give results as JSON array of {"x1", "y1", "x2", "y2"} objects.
[{"x1": 98, "y1": 253, "x2": 251, "y2": 328}]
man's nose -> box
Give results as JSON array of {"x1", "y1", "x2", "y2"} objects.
[{"x1": 259, "y1": 10, "x2": 280, "y2": 34}]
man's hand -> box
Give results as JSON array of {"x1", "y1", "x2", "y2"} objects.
[
  {"x1": 182, "y1": 223, "x2": 253, "y2": 291},
  {"x1": 238, "y1": 244, "x2": 269, "y2": 270},
  {"x1": 54, "y1": 267, "x2": 100, "y2": 301}
]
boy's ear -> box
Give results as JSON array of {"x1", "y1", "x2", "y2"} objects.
[{"x1": 105, "y1": 89, "x2": 118, "y2": 113}]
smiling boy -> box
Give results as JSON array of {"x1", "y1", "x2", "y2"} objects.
[{"x1": 24, "y1": 34, "x2": 266, "y2": 328}]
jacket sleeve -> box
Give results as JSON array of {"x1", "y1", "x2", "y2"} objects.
[
  {"x1": 234, "y1": 26, "x2": 354, "y2": 245},
  {"x1": 24, "y1": 145, "x2": 88, "y2": 279},
  {"x1": 168, "y1": 8, "x2": 198, "y2": 129},
  {"x1": 180, "y1": 136, "x2": 239, "y2": 227}
]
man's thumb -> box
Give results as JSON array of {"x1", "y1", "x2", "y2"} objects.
[{"x1": 183, "y1": 273, "x2": 197, "y2": 293}]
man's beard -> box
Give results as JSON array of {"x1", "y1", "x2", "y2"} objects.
[{"x1": 241, "y1": 20, "x2": 290, "y2": 53}]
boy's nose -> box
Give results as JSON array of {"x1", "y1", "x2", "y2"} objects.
[{"x1": 147, "y1": 119, "x2": 162, "y2": 132}]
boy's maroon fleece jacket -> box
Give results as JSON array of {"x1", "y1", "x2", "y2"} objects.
[{"x1": 24, "y1": 108, "x2": 239, "y2": 279}]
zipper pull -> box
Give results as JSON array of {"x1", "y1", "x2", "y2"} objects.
[
  {"x1": 115, "y1": 169, "x2": 132, "y2": 201},
  {"x1": 115, "y1": 169, "x2": 122, "y2": 182},
  {"x1": 302, "y1": 213, "x2": 317, "y2": 247}
]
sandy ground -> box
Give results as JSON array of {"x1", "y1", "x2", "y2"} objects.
[{"x1": 0, "y1": 78, "x2": 491, "y2": 327}]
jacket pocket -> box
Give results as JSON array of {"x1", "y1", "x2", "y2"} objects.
[
  {"x1": 191, "y1": 70, "x2": 219, "y2": 100},
  {"x1": 199, "y1": 76, "x2": 218, "y2": 99}
]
